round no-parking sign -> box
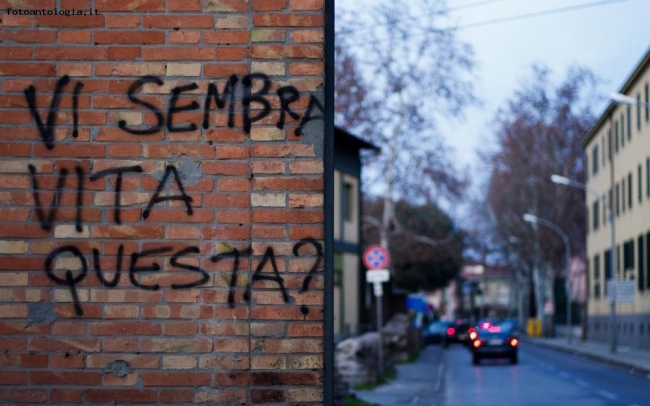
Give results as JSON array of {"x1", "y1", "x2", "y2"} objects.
[{"x1": 363, "y1": 245, "x2": 390, "y2": 270}]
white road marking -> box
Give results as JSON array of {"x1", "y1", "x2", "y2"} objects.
[
  {"x1": 597, "y1": 390, "x2": 617, "y2": 400},
  {"x1": 575, "y1": 379, "x2": 589, "y2": 388}
]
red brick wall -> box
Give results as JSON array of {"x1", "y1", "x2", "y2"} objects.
[{"x1": 0, "y1": 0, "x2": 326, "y2": 403}]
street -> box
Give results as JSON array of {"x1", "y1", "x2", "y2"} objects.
[
  {"x1": 443, "y1": 342, "x2": 649, "y2": 406},
  {"x1": 356, "y1": 342, "x2": 650, "y2": 406}
]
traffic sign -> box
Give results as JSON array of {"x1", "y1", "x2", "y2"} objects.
[
  {"x1": 607, "y1": 279, "x2": 635, "y2": 303},
  {"x1": 543, "y1": 299, "x2": 555, "y2": 315},
  {"x1": 366, "y1": 269, "x2": 390, "y2": 283},
  {"x1": 363, "y1": 245, "x2": 390, "y2": 270}
]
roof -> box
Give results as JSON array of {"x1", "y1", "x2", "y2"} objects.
[
  {"x1": 334, "y1": 126, "x2": 380, "y2": 151},
  {"x1": 582, "y1": 45, "x2": 650, "y2": 147}
]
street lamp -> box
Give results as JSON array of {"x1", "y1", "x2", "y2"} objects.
[
  {"x1": 522, "y1": 213, "x2": 572, "y2": 343},
  {"x1": 551, "y1": 174, "x2": 617, "y2": 353},
  {"x1": 609, "y1": 92, "x2": 650, "y2": 108}
]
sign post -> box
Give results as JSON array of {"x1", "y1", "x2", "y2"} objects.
[{"x1": 363, "y1": 245, "x2": 390, "y2": 379}]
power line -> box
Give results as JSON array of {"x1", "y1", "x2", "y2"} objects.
[
  {"x1": 337, "y1": 0, "x2": 503, "y2": 36},
  {"x1": 343, "y1": 0, "x2": 631, "y2": 48},
  {"x1": 458, "y1": 0, "x2": 631, "y2": 30}
]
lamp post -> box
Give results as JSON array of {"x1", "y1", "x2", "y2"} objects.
[
  {"x1": 551, "y1": 174, "x2": 617, "y2": 352},
  {"x1": 523, "y1": 213, "x2": 572, "y2": 343},
  {"x1": 609, "y1": 92, "x2": 650, "y2": 108}
]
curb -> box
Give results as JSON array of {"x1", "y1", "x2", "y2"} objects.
[{"x1": 523, "y1": 338, "x2": 650, "y2": 377}]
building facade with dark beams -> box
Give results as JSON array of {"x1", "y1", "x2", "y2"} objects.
[
  {"x1": 582, "y1": 47, "x2": 650, "y2": 349},
  {"x1": 333, "y1": 127, "x2": 379, "y2": 339}
]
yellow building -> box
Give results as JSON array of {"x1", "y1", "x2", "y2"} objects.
[
  {"x1": 333, "y1": 127, "x2": 379, "y2": 339},
  {"x1": 582, "y1": 47, "x2": 650, "y2": 349}
]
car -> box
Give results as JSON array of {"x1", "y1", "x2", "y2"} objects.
[
  {"x1": 447, "y1": 319, "x2": 470, "y2": 345},
  {"x1": 470, "y1": 322, "x2": 519, "y2": 365},
  {"x1": 423, "y1": 320, "x2": 453, "y2": 345}
]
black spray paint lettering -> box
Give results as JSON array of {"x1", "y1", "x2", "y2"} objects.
[
  {"x1": 29, "y1": 164, "x2": 196, "y2": 230},
  {"x1": 210, "y1": 247, "x2": 252, "y2": 308},
  {"x1": 88, "y1": 165, "x2": 143, "y2": 225},
  {"x1": 243, "y1": 246, "x2": 289, "y2": 304},
  {"x1": 129, "y1": 247, "x2": 174, "y2": 291},
  {"x1": 142, "y1": 165, "x2": 193, "y2": 220},
  {"x1": 119, "y1": 76, "x2": 165, "y2": 135},
  {"x1": 24, "y1": 74, "x2": 325, "y2": 149},
  {"x1": 48, "y1": 239, "x2": 323, "y2": 316},
  {"x1": 24, "y1": 75, "x2": 71, "y2": 150},
  {"x1": 45, "y1": 245, "x2": 88, "y2": 316}
]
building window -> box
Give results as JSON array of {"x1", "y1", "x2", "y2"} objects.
[
  {"x1": 639, "y1": 235, "x2": 645, "y2": 292},
  {"x1": 615, "y1": 183, "x2": 620, "y2": 216},
  {"x1": 623, "y1": 240, "x2": 634, "y2": 271},
  {"x1": 615, "y1": 120, "x2": 619, "y2": 153},
  {"x1": 594, "y1": 254, "x2": 600, "y2": 298},
  {"x1": 628, "y1": 172, "x2": 632, "y2": 209},
  {"x1": 622, "y1": 178, "x2": 625, "y2": 213},
  {"x1": 646, "y1": 232, "x2": 650, "y2": 290},
  {"x1": 627, "y1": 105, "x2": 631, "y2": 140},
  {"x1": 593, "y1": 200, "x2": 599, "y2": 231},
  {"x1": 342, "y1": 182, "x2": 353, "y2": 222},
  {"x1": 602, "y1": 194, "x2": 606, "y2": 226},
  {"x1": 646, "y1": 83, "x2": 649, "y2": 122},
  {"x1": 604, "y1": 249, "x2": 612, "y2": 280},
  {"x1": 639, "y1": 165, "x2": 643, "y2": 203},
  {"x1": 608, "y1": 129, "x2": 612, "y2": 161},
  {"x1": 647, "y1": 158, "x2": 650, "y2": 197},
  {"x1": 592, "y1": 146, "x2": 598, "y2": 175},
  {"x1": 621, "y1": 112, "x2": 625, "y2": 146},
  {"x1": 637, "y1": 93, "x2": 642, "y2": 131},
  {"x1": 602, "y1": 136, "x2": 606, "y2": 167},
  {"x1": 334, "y1": 251, "x2": 343, "y2": 286}
]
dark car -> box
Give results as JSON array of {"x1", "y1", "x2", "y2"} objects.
[
  {"x1": 447, "y1": 319, "x2": 470, "y2": 345},
  {"x1": 470, "y1": 323, "x2": 519, "y2": 365},
  {"x1": 423, "y1": 321, "x2": 453, "y2": 345}
]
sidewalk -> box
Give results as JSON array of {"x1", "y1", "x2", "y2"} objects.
[
  {"x1": 525, "y1": 336, "x2": 650, "y2": 376},
  {"x1": 353, "y1": 345, "x2": 445, "y2": 406}
]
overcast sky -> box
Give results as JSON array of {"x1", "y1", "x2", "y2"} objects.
[
  {"x1": 437, "y1": 0, "x2": 650, "y2": 168},
  {"x1": 338, "y1": 0, "x2": 650, "y2": 222}
]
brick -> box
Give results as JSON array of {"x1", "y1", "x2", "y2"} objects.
[
  {"x1": 0, "y1": 389, "x2": 47, "y2": 404},
  {"x1": 95, "y1": 0, "x2": 164, "y2": 11},
  {"x1": 29, "y1": 371, "x2": 101, "y2": 385},
  {"x1": 85, "y1": 389, "x2": 158, "y2": 403},
  {"x1": 251, "y1": 371, "x2": 321, "y2": 386},
  {"x1": 140, "y1": 372, "x2": 211, "y2": 387},
  {"x1": 252, "y1": 0, "x2": 286, "y2": 10},
  {"x1": 140, "y1": 338, "x2": 212, "y2": 353},
  {"x1": 163, "y1": 355, "x2": 197, "y2": 369},
  {"x1": 160, "y1": 389, "x2": 194, "y2": 403},
  {"x1": 50, "y1": 388, "x2": 83, "y2": 403},
  {"x1": 251, "y1": 28, "x2": 286, "y2": 42},
  {"x1": 288, "y1": 388, "x2": 323, "y2": 402},
  {"x1": 143, "y1": 15, "x2": 214, "y2": 28},
  {"x1": 166, "y1": 63, "x2": 202, "y2": 76},
  {"x1": 204, "y1": 0, "x2": 248, "y2": 12}
]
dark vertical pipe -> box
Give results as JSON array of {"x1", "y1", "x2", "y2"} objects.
[{"x1": 323, "y1": 0, "x2": 335, "y2": 403}]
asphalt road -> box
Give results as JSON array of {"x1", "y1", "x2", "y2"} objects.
[{"x1": 442, "y1": 342, "x2": 650, "y2": 406}]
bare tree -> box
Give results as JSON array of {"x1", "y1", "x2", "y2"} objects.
[
  {"x1": 481, "y1": 64, "x2": 598, "y2": 330},
  {"x1": 336, "y1": 0, "x2": 476, "y2": 260}
]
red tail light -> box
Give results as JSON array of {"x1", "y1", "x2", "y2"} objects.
[
  {"x1": 447, "y1": 327, "x2": 456, "y2": 336},
  {"x1": 469, "y1": 331, "x2": 477, "y2": 340},
  {"x1": 468, "y1": 327, "x2": 475, "y2": 333},
  {"x1": 488, "y1": 326, "x2": 501, "y2": 333},
  {"x1": 481, "y1": 322, "x2": 492, "y2": 329},
  {"x1": 510, "y1": 338, "x2": 518, "y2": 347},
  {"x1": 473, "y1": 340, "x2": 481, "y2": 348}
]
